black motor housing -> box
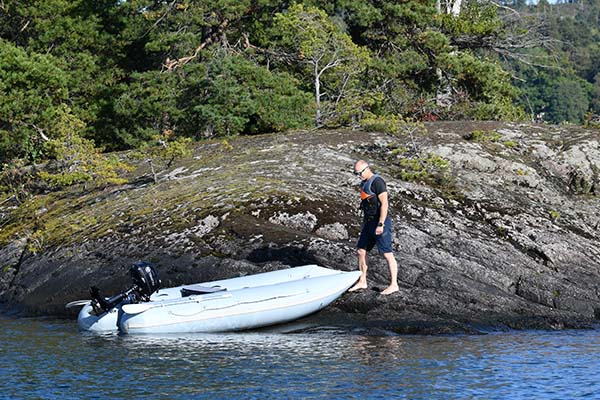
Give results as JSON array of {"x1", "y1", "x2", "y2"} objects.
[
  {"x1": 90, "y1": 261, "x2": 161, "y2": 315},
  {"x1": 130, "y1": 261, "x2": 160, "y2": 301}
]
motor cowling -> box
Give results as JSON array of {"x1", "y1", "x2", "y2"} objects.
[
  {"x1": 130, "y1": 261, "x2": 160, "y2": 301},
  {"x1": 90, "y1": 261, "x2": 161, "y2": 315}
]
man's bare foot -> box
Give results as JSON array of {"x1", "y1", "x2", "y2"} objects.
[
  {"x1": 348, "y1": 282, "x2": 368, "y2": 292},
  {"x1": 380, "y1": 285, "x2": 399, "y2": 295}
]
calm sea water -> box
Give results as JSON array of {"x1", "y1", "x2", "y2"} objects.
[{"x1": 1, "y1": 315, "x2": 599, "y2": 399}]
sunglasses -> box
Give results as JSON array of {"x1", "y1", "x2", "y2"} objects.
[{"x1": 353, "y1": 166, "x2": 368, "y2": 176}]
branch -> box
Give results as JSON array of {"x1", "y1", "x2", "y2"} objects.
[
  {"x1": 144, "y1": 0, "x2": 179, "y2": 37},
  {"x1": 495, "y1": 47, "x2": 563, "y2": 70},
  {"x1": 162, "y1": 19, "x2": 230, "y2": 72},
  {"x1": 239, "y1": 33, "x2": 300, "y2": 65},
  {"x1": 30, "y1": 124, "x2": 49, "y2": 141},
  {"x1": 484, "y1": 0, "x2": 522, "y2": 17},
  {"x1": 316, "y1": 57, "x2": 345, "y2": 79},
  {"x1": 19, "y1": 19, "x2": 30, "y2": 33}
]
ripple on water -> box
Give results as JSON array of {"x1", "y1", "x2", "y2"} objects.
[{"x1": 1, "y1": 316, "x2": 599, "y2": 399}]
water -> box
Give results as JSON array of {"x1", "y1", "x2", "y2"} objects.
[{"x1": 1, "y1": 315, "x2": 599, "y2": 399}]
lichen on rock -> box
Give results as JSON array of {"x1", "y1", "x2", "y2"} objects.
[
  {"x1": 268, "y1": 211, "x2": 318, "y2": 232},
  {"x1": 1, "y1": 122, "x2": 600, "y2": 334}
]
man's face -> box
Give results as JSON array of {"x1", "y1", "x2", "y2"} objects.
[{"x1": 354, "y1": 164, "x2": 369, "y2": 180}]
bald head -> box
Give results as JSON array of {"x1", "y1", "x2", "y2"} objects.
[
  {"x1": 354, "y1": 160, "x2": 368, "y2": 170},
  {"x1": 353, "y1": 160, "x2": 372, "y2": 180}
]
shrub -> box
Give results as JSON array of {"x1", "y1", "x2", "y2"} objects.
[
  {"x1": 360, "y1": 114, "x2": 427, "y2": 136},
  {"x1": 465, "y1": 130, "x2": 502, "y2": 143},
  {"x1": 131, "y1": 132, "x2": 193, "y2": 183}
]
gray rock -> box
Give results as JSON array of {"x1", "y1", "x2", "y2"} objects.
[
  {"x1": 269, "y1": 211, "x2": 318, "y2": 232},
  {"x1": 1, "y1": 122, "x2": 600, "y2": 333},
  {"x1": 315, "y1": 223, "x2": 349, "y2": 240}
]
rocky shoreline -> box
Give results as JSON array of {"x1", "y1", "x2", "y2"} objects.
[{"x1": 1, "y1": 121, "x2": 600, "y2": 334}]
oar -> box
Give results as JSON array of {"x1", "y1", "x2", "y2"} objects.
[{"x1": 65, "y1": 300, "x2": 91, "y2": 309}]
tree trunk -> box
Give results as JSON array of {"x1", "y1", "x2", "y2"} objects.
[
  {"x1": 149, "y1": 159, "x2": 158, "y2": 184},
  {"x1": 436, "y1": 0, "x2": 462, "y2": 108},
  {"x1": 314, "y1": 63, "x2": 321, "y2": 126},
  {"x1": 436, "y1": 67, "x2": 453, "y2": 108},
  {"x1": 448, "y1": 0, "x2": 462, "y2": 16}
]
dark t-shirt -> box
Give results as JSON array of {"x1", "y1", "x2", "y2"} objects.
[
  {"x1": 370, "y1": 176, "x2": 387, "y2": 196},
  {"x1": 361, "y1": 176, "x2": 387, "y2": 220}
]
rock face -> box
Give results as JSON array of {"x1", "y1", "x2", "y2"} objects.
[{"x1": 1, "y1": 121, "x2": 600, "y2": 333}]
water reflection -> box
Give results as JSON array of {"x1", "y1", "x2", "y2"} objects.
[{"x1": 2, "y1": 316, "x2": 600, "y2": 399}]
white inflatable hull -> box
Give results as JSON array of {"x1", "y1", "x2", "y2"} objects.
[{"x1": 77, "y1": 265, "x2": 360, "y2": 334}]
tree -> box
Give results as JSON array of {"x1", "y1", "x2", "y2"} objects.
[
  {"x1": 39, "y1": 106, "x2": 131, "y2": 189},
  {"x1": 131, "y1": 132, "x2": 192, "y2": 184},
  {"x1": 114, "y1": 52, "x2": 313, "y2": 141},
  {"x1": 180, "y1": 53, "x2": 313, "y2": 136},
  {"x1": 313, "y1": 0, "x2": 525, "y2": 121},
  {"x1": 0, "y1": 39, "x2": 70, "y2": 164},
  {"x1": 117, "y1": 0, "x2": 256, "y2": 71},
  {"x1": 272, "y1": 4, "x2": 370, "y2": 126},
  {"x1": 548, "y1": 76, "x2": 591, "y2": 124},
  {"x1": 592, "y1": 73, "x2": 600, "y2": 116},
  {"x1": 0, "y1": 0, "x2": 128, "y2": 150},
  {"x1": 505, "y1": 0, "x2": 600, "y2": 124}
]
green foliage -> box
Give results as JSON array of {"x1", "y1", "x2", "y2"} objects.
[
  {"x1": 394, "y1": 150, "x2": 450, "y2": 186},
  {"x1": 0, "y1": 39, "x2": 70, "y2": 163},
  {"x1": 436, "y1": 1, "x2": 503, "y2": 38},
  {"x1": 38, "y1": 170, "x2": 92, "y2": 188},
  {"x1": 465, "y1": 130, "x2": 503, "y2": 143},
  {"x1": 310, "y1": 0, "x2": 440, "y2": 118},
  {"x1": 439, "y1": 51, "x2": 526, "y2": 120},
  {"x1": 121, "y1": 0, "x2": 254, "y2": 64},
  {"x1": 508, "y1": 1, "x2": 600, "y2": 124},
  {"x1": 183, "y1": 54, "x2": 313, "y2": 136},
  {"x1": 517, "y1": 66, "x2": 594, "y2": 124},
  {"x1": 330, "y1": 92, "x2": 384, "y2": 128},
  {"x1": 115, "y1": 53, "x2": 313, "y2": 142},
  {"x1": 1, "y1": 0, "x2": 598, "y2": 171},
  {"x1": 592, "y1": 73, "x2": 600, "y2": 116},
  {"x1": 143, "y1": 134, "x2": 192, "y2": 169},
  {"x1": 0, "y1": 0, "x2": 126, "y2": 148},
  {"x1": 131, "y1": 131, "x2": 193, "y2": 183},
  {"x1": 221, "y1": 140, "x2": 234, "y2": 152},
  {"x1": 39, "y1": 106, "x2": 131, "y2": 189},
  {"x1": 358, "y1": 134, "x2": 452, "y2": 188},
  {"x1": 0, "y1": 159, "x2": 36, "y2": 204},
  {"x1": 112, "y1": 69, "x2": 183, "y2": 147},
  {"x1": 548, "y1": 77, "x2": 592, "y2": 124},
  {"x1": 27, "y1": 230, "x2": 46, "y2": 254},
  {"x1": 271, "y1": 4, "x2": 371, "y2": 126},
  {"x1": 360, "y1": 114, "x2": 427, "y2": 136}
]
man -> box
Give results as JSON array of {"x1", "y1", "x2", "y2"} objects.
[{"x1": 349, "y1": 160, "x2": 399, "y2": 295}]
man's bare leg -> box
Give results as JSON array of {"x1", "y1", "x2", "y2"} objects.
[
  {"x1": 349, "y1": 248, "x2": 368, "y2": 291},
  {"x1": 380, "y1": 252, "x2": 399, "y2": 295}
]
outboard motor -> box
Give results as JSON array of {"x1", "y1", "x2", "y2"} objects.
[
  {"x1": 130, "y1": 261, "x2": 160, "y2": 301},
  {"x1": 90, "y1": 262, "x2": 161, "y2": 315}
]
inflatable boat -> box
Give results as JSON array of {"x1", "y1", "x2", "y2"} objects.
[{"x1": 69, "y1": 263, "x2": 360, "y2": 334}]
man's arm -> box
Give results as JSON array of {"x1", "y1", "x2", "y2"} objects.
[{"x1": 378, "y1": 191, "x2": 389, "y2": 226}]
